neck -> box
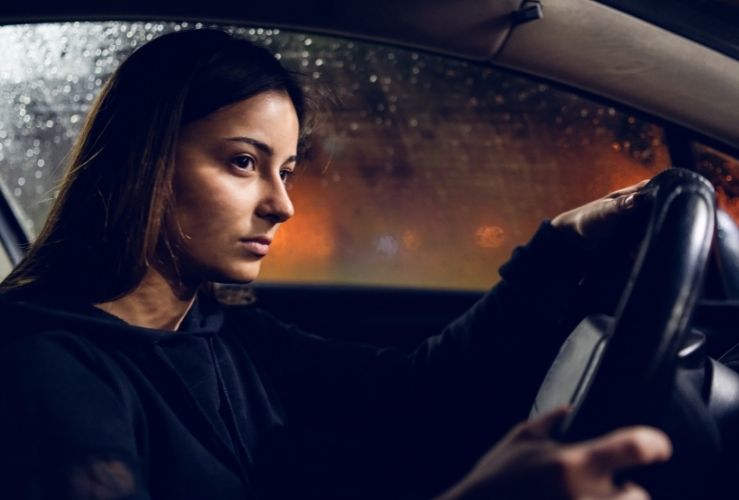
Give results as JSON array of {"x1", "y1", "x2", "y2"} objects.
[{"x1": 95, "y1": 267, "x2": 199, "y2": 331}]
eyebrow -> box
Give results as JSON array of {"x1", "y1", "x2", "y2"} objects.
[{"x1": 225, "y1": 136, "x2": 297, "y2": 163}]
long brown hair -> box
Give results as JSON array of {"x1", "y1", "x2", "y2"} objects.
[{"x1": 0, "y1": 29, "x2": 306, "y2": 304}]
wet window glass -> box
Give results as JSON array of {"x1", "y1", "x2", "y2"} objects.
[
  {"x1": 693, "y1": 143, "x2": 739, "y2": 222},
  {"x1": 0, "y1": 22, "x2": 671, "y2": 290}
]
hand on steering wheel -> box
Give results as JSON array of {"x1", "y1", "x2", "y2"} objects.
[
  {"x1": 437, "y1": 406, "x2": 671, "y2": 500},
  {"x1": 551, "y1": 179, "x2": 650, "y2": 247}
]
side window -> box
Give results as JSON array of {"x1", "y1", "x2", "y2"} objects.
[{"x1": 0, "y1": 22, "x2": 671, "y2": 290}]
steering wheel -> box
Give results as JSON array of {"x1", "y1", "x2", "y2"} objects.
[{"x1": 530, "y1": 168, "x2": 716, "y2": 442}]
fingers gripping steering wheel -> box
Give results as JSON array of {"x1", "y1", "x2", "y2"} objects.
[{"x1": 530, "y1": 168, "x2": 716, "y2": 442}]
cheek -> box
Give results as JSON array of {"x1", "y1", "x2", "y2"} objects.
[{"x1": 174, "y1": 176, "x2": 252, "y2": 243}]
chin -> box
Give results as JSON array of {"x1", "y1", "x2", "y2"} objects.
[{"x1": 210, "y1": 263, "x2": 262, "y2": 284}]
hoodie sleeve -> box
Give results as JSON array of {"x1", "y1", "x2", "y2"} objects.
[
  {"x1": 241, "y1": 221, "x2": 591, "y2": 498},
  {"x1": 407, "y1": 220, "x2": 592, "y2": 431},
  {"x1": 0, "y1": 331, "x2": 151, "y2": 500}
]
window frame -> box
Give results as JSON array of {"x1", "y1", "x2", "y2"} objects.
[{"x1": 0, "y1": 176, "x2": 28, "y2": 267}]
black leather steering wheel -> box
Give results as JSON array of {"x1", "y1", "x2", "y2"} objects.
[{"x1": 530, "y1": 168, "x2": 716, "y2": 442}]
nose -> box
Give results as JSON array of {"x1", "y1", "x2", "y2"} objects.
[{"x1": 255, "y1": 175, "x2": 294, "y2": 223}]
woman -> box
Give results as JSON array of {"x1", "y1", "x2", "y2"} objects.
[{"x1": 0, "y1": 29, "x2": 670, "y2": 499}]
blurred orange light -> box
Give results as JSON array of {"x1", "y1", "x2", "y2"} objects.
[
  {"x1": 475, "y1": 225, "x2": 505, "y2": 249},
  {"x1": 402, "y1": 229, "x2": 421, "y2": 251}
]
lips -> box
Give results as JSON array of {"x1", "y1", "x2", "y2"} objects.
[{"x1": 239, "y1": 237, "x2": 272, "y2": 257}]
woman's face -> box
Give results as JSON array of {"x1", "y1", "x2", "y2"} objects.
[{"x1": 171, "y1": 90, "x2": 298, "y2": 284}]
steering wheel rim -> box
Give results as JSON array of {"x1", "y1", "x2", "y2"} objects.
[{"x1": 531, "y1": 168, "x2": 716, "y2": 441}]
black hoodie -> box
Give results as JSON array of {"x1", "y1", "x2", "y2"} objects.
[{"x1": 0, "y1": 223, "x2": 587, "y2": 500}]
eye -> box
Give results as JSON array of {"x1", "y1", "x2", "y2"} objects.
[
  {"x1": 231, "y1": 155, "x2": 256, "y2": 172},
  {"x1": 279, "y1": 168, "x2": 295, "y2": 185}
]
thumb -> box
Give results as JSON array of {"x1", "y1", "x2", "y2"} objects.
[
  {"x1": 615, "y1": 191, "x2": 648, "y2": 212},
  {"x1": 518, "y1": 406, "x2": 570, "y2": 439}
]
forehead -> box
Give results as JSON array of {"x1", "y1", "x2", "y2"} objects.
[
  {"x1": 185, "y1": 91, "x2": 300, "y2": 143},
  {"x1": 201, "y1": 91, "x2": 297, "y2": 125}
]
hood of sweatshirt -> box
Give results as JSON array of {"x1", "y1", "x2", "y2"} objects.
[{"x1": 0, "y1": 290, "x2": 226, "y2": 344}]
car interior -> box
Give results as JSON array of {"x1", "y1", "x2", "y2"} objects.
[{"x1": 1, "y1": 0, "x2": 738, "y2": 497}]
